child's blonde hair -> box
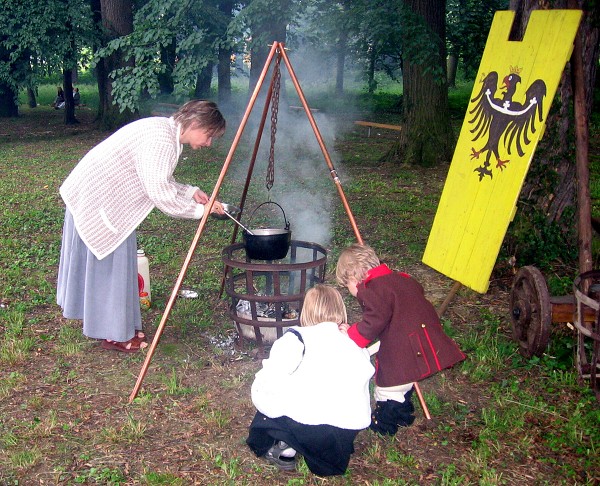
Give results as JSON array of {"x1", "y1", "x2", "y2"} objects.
[
  {"x1": 335, "y1": 243, "x2": 380, "y2": 286},
  {"x1": 300, "y1": 284, "x2": 347, "y2": 327}
]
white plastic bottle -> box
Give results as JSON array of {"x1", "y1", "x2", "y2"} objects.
[{"x1": 137, "y1": 249, "x2": 151, "y2": 308}]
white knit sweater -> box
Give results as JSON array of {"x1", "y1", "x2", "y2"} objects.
[
  {"x1": 251, "y1": 322, "x2": 375, "y2": 430},
  {"x1": 60, "y1": 117, "x2": 204, "y2": 259}
]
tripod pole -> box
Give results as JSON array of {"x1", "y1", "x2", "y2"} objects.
[
  {"x1": 279, "y1": 46, "x2": 363, "y2": 244},
  {"x1": 129, "y1": 43, "x2": 281, "y2": 403}
]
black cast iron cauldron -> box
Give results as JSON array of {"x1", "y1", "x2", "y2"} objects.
[{"x1": 243, "y1": 202, "x2": 291, "y2": 260}]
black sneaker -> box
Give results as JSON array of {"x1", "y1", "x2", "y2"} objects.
[{"x1": 263, "y1": 441, "x2": 297, "y2": 471}]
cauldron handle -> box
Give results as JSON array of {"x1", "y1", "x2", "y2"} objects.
[{"x1": 246, "y1": 201, "x2": 290, "y2": 230}]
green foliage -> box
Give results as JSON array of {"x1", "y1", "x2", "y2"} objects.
[
  {"x1": 74, "y1": 467, "x2": 126, "y2": 484},
  {"x1": 399, "y1": 4, "x2": 445, "y2": 84},
  {"x1": 503, "y1": 206, "x2": 578, "y2": 271},
  {"x1": 93, "y1": 0, "x2": 227, "y2": 112},
  {"x1": 0, "y1": 97, "x2": 597, "y2": 484},
  {"x1": 0, "y1": 0, "x2": 96, "y2": 90},
  {"x1": 446, "y1": 0, "x2": 509, "y2": 78}
]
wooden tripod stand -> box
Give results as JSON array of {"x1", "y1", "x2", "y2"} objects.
[{"x1": 128, "y1": 42, "x2": 431, "y2": 420}]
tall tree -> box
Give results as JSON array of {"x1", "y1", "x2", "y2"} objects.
[
  {"x1": 0, "y1": 0, "x2": 95, "y2": 120},
  {"x1": 446, "y1": 0, "x2": 508, "y2": 87},
  {"x1": 95, "y1": 0, "x2": 231, "y2": 112},
  {"x1": 301, "y1": 0, "x2": 358, "y2": 97},
  {"x1": 217, "y1": 0, "x2": 235, "y2": 105},
  {"x1": 95, "y1": 0, "x2": 136, "y2": 129},
  {"x1": 236, "y1": 0, "x2": 296, "y2": 94},
  {"x1": 387, "y1": 0, "x2": 453, "y2": 167},
  {"x1": 504, "y1": 0, "x2": 599, "y2": 268}
]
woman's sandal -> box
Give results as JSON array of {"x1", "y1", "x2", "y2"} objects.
[
  {"x1": 101, "y1": 333, "x2": 148, "y2": 353},
  {"x1": 131, "y1": 331, "x2": 147, "y2": 346}
]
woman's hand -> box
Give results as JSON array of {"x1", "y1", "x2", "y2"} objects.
[
  {"x1": 211, "y1": 201, "x2": 225, "y2": 215},
  {"x1": 192, "y1": 189, "x2": 209, "y2": 204},
  {"x1": 193, "y1": 190, "x2": 224, "y2": 215},
  {"x1": 338, "y1": 323, "x2": 350, "y2": 335}
]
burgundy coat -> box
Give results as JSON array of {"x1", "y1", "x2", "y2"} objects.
[{"x1": 348, "y1": 265, "x2": 465, "y2": 387}]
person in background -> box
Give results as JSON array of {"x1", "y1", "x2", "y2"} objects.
[
  {"x1": 246, "y1": 284, "x2": 374, "y2": 476},
  {"x1": 73, "y1": 87, "x2": 80, "y2": 107},
  {"x1": 53, "y1": 86, "x2": 65, "y2": 109},
  {"x1": 336, "y1": 243, "x2": 466, "y2": 435},
  {"x1": 57, "y1": 100, "x2": 226, "y2": 352}
]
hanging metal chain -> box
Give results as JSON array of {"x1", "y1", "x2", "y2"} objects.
[{"x1": 266, "y1": 55, "x2": 282, "y2": 193}]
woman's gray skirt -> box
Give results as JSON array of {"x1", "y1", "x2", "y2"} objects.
[{"x1": 56, "y1": 209, "x2": 142, "y2": 342}]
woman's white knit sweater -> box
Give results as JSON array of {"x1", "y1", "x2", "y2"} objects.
[
  {"x1": 60, "y1": 117, "x2": 204, "y2": 260},
  {"x1": 251, "y1": 322, "x2": 375, "y2": 430}
]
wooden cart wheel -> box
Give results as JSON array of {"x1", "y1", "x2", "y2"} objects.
[{"x1": 510, "y1": 266, "x2": 553, "y2": 358}]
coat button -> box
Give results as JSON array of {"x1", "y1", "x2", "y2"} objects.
[
  {"x1": 421, "y1": 323, "x2": 426, "y2": 328},
  {"x1": 417, "y1": 351, "x2": 422, "y2": 356}
]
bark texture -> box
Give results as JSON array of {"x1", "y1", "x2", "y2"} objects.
[
  {"x1": 388, "y1": 0, "x2": 454, "y2": 167},
  {"x1": 509, "y1": 0, "x2": 598, "y2": 242},
  {"x1": 0, "y1": 44, "x2": 19, "y2": 117},
  {"x1": 96, "y1": 0, "x2": 136, "y2": 130},
  {"x1": 217, "y1": 0, "x2": 234, "y2": 105}
]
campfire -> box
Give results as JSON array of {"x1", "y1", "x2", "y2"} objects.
[{"x1": 222, "y1": 240, "x2": 327, "y2": 357}]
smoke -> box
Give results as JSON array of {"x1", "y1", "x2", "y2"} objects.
[
  {"x1": 216, "y1": 43, "x2": 365, "y2": 250},
  {"x1": 219, "y1": 82, "x2": 343, "y2": 249}
]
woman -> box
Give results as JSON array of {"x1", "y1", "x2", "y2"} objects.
[
  {"x1": 57, "y1": 100, "x2": 226, "y2": 352},
  {"x1": 53, "y1": 87, "x2": 65, "y2": 109}
]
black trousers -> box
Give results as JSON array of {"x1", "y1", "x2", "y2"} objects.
[{"x1": 246, "y1": 411, "x2": 359, "y2": 477}]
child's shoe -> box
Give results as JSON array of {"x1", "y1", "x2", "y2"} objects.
[
  {"x1": 370, "y1": 395, "x2": 415, "y2": 435},
  {"x1": 263, "y1": 441, "x2": 297, "y2": 471}
]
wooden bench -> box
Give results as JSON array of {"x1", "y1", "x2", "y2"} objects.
[
  {"x1": 289, "y1": 105, "x2": 320, "y2": 113},
  {"x1": 355, "y1": 120, "x2": 402, "y2": 137},
  {"x1": 151, "y1": 103, "x2": 180, "y2": 116}
]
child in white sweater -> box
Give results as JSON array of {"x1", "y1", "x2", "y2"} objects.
[{"x1": 246, "y1": 284, "x2": 375, "y2": 476}]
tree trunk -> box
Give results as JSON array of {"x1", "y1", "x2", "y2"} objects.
[
  {"x1": 158, "y1": 39, "x2": 176, "y2": 95},
  {"x1": 512, "y1": 0, "x2": 598, "y2": 227},
  {"x1": 249, "y1": 17, "x2": 287, "y2": 94},
  {"x1": 249, "y1": 45, "x2": 266, "y2": 95},
  {"x1": 447, "y1": 53, "x2": 458, "y2": 87},
  {"x1": 217, "y1": 0, "x2": 234, "y2": 105},
  {"x1": 387, "y1": 0, "x2": 453, "y2": 167},
  {"x1": 335, "y1": 30, "x2": 347, "y2": 97},
  {"x1": 367, "y1": 46, "x2": 376, "y2": 93},
  {"x1": 0, "y1": 83, "x2": 19, "y2": 117},
  {"x1": 97, "y1": 0, "x2": 136, "y2": 130},
  {"x1": 27, "y1": 87, "x2": 37, "y2": 108},
  {"x1": 62, "y1": 69, "x2": 79, "y2": 125},
  {"x1": 0, "y1": 44, "x2": 18, "y2": 117},
  {"x1": 218, "y1": 46, "x2": 232, "y2": 105},
  {"x1": 194, "y1": 61, "x2": 214, "y2": 99}
]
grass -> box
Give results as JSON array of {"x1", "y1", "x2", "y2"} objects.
[{"x1": 0, "y1": 85, "x2": 599, "y2": 484}]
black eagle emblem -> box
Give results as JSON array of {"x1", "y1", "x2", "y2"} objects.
[{"x1": 469, "y1": 70, "x2": 547, "y2": 181}]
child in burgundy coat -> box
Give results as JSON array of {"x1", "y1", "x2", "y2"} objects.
[{"x1": 336, "y1": 243, "x2": 466, "y2": 435}]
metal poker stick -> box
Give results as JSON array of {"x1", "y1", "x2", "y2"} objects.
[
  {"x1": 278, "y1": 45, "x2": 431, "y2": 420},
  {"x1": 128, "y1": 43, "x2": 281, "y2": 403}
]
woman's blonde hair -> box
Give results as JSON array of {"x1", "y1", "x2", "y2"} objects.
[
  {"x1": 300, "y1": 284, "x2": 347, "y2": 327},
  {"x1": 173, "y1": 100, "x2": 226, "y2": 137},
  {"x1": 335, "y1": 243, "x2": 380, "y2": 286}
]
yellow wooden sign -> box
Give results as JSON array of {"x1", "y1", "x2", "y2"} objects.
[{"x1": 423, "y1": 9, "x2": 582, "y2": 293}]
